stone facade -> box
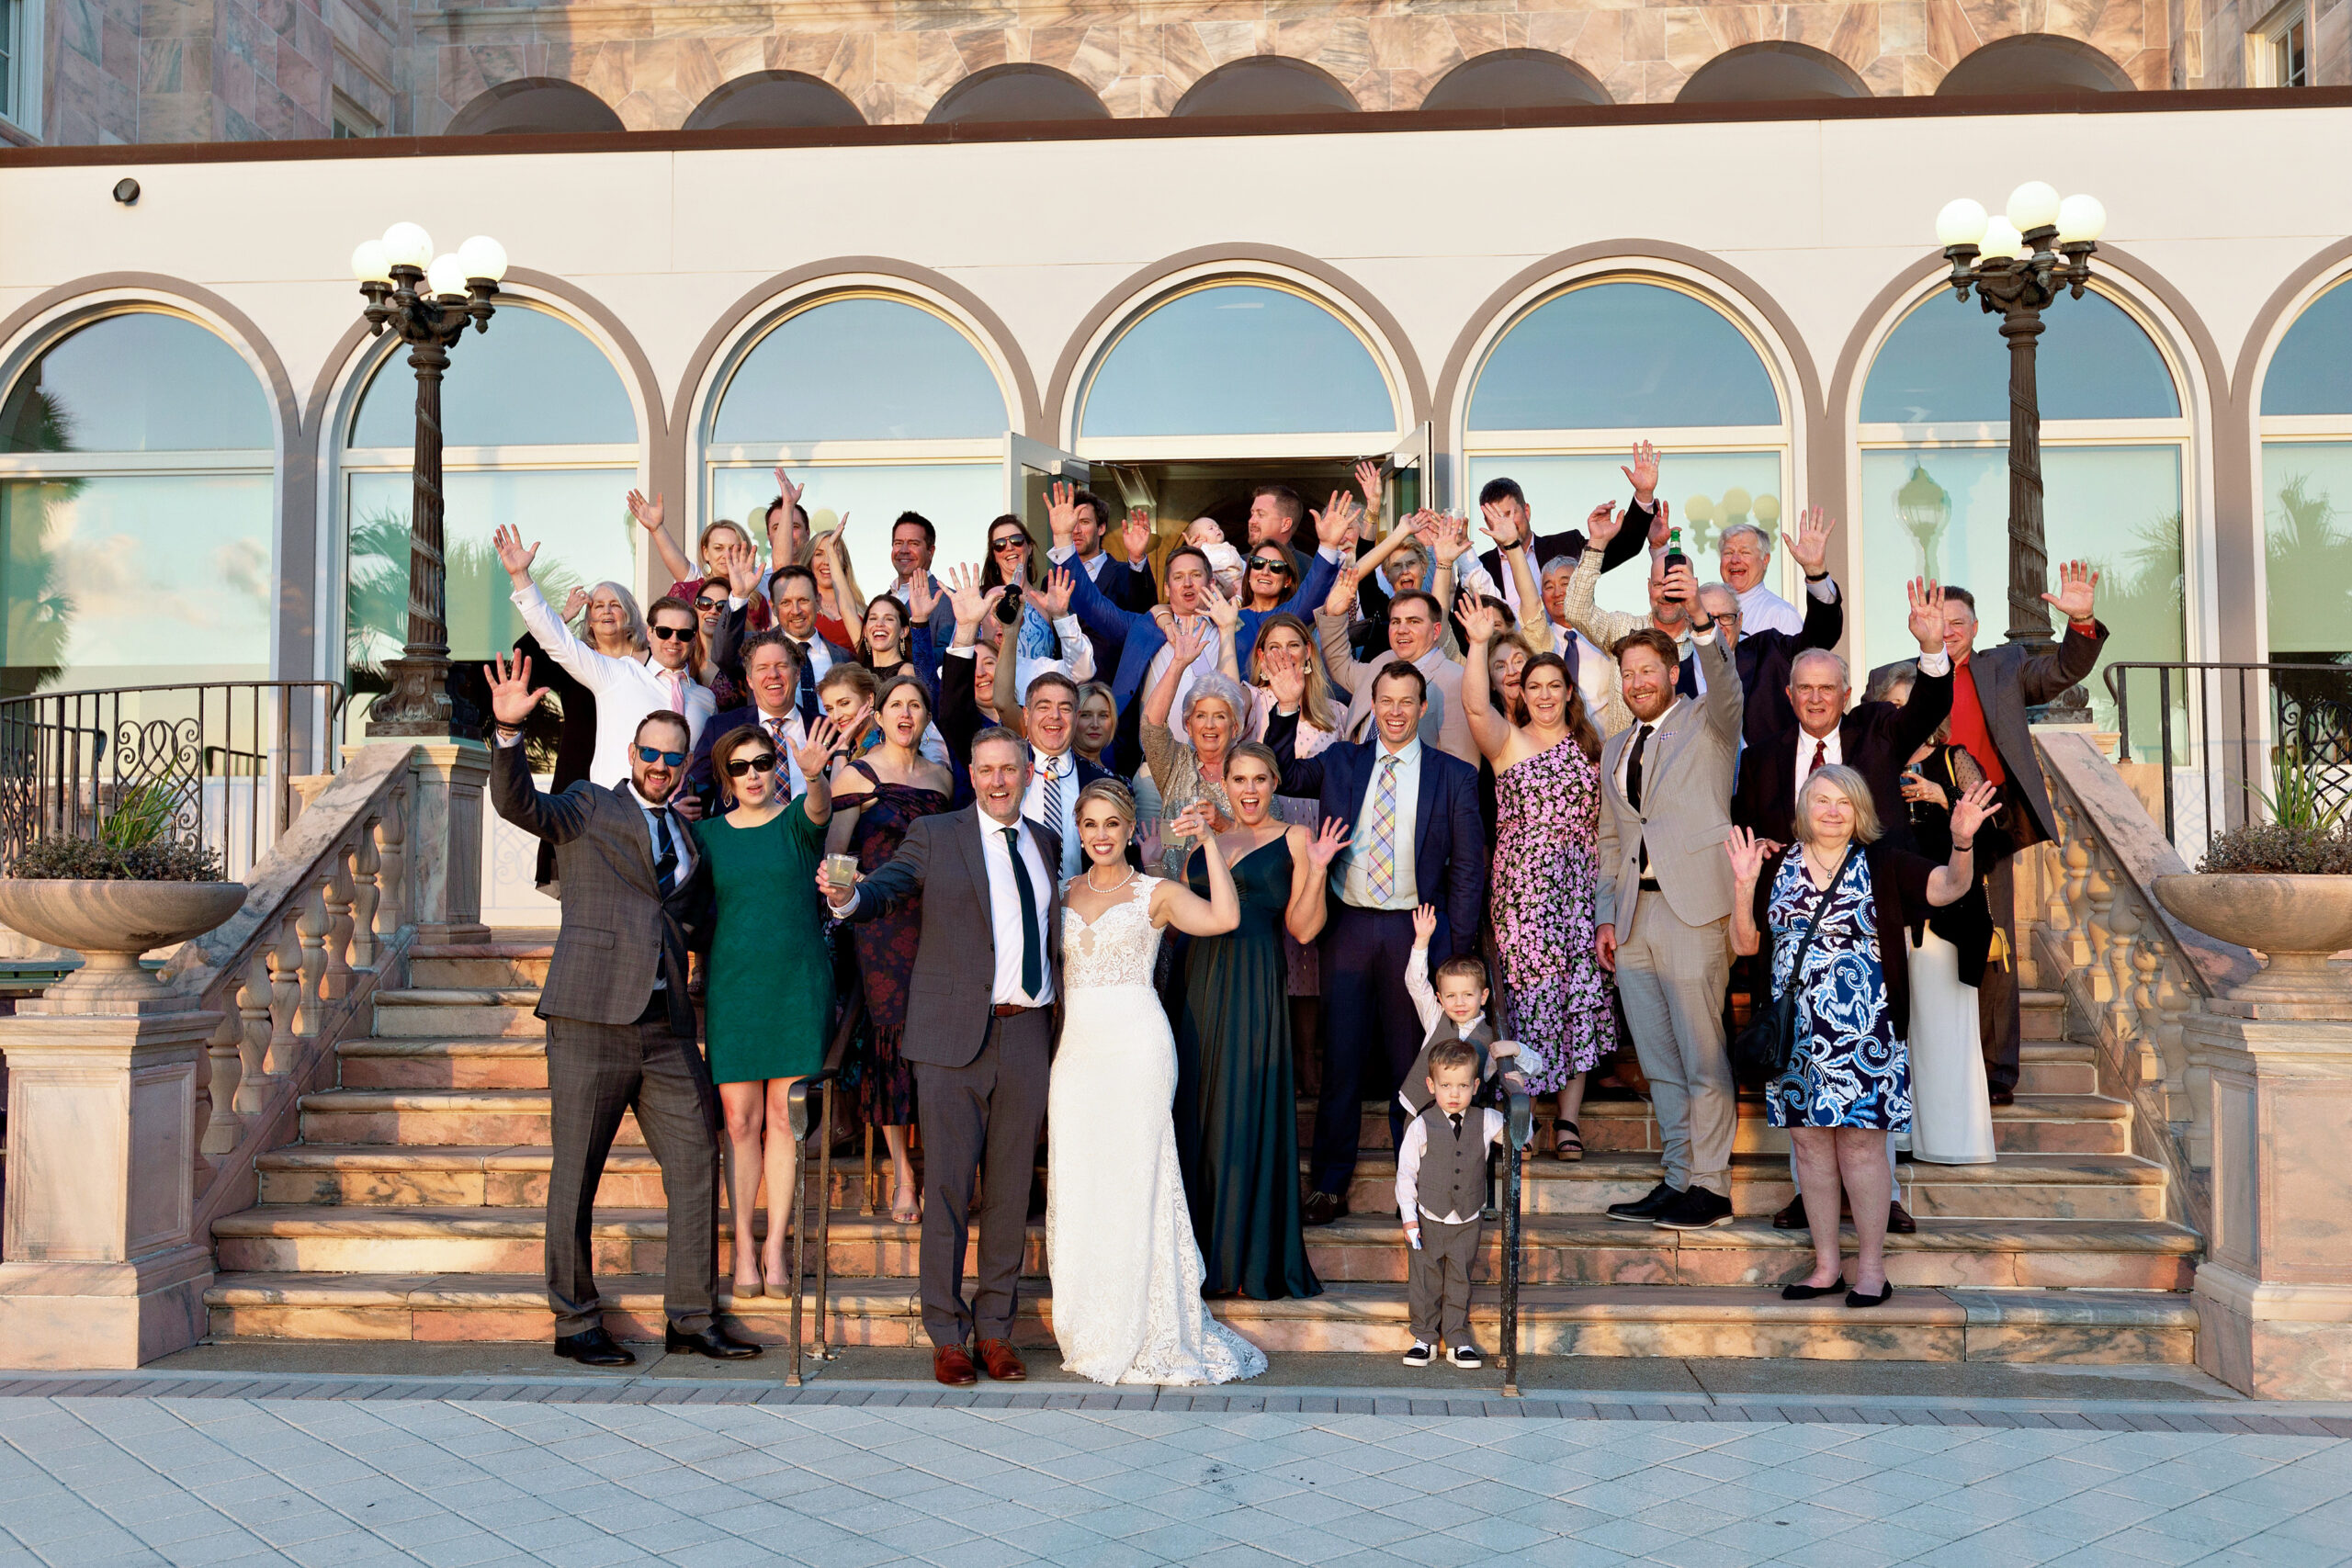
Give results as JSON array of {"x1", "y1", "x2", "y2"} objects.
[{"x1": 21, "y1": 0, "x2": 2301, "y2": 144}]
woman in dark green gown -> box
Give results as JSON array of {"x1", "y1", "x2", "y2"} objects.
[{"x1": 1175, "y1": 740, "x2": 1348, "y2": 1300}]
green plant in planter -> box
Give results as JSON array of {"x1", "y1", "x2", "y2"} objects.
[
  {"x1": 10, "y1": 782, "x2": 225, "y2": 882},
  {"x1": 2197, "y1": 739, "x2": 2352, "y2": 875}
]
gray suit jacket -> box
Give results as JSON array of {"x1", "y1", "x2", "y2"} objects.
[
  {"x1": 842, "y1": 805, "x2": 1064, "y2": 1070},
  {"x1": 1316, "y1": 611, "x2": 1477, "y2": 765},
  {"x1": 1596, "y1": 632, "x2": 1744, "y2": 937}
]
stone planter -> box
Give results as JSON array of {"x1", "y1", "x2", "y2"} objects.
[
  {"x1": 0, "y1": 878, "x2": 247, "y2": 1010},
  {"x1": 2152, "y1": 873, "x2": 2352, "y2": 1002}
]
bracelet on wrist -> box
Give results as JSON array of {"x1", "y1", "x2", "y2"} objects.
[
  {"x1": 1951, "y1": 839, "x2": 1974, "y2": 852},
  {"x1": 1804, "y1": 570, "x2": 1830, "y2": 582}
]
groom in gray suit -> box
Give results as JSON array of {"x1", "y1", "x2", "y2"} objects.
[
  {"x1": 821, "y1": 728, "x2": 1062, "y2": 1388},
  {"x1": 1594, "y1": 559, "x2": 1746, "y2": 1234}
]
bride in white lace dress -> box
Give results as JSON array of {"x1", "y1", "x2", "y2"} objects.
[{"x1": 1048, "y1": 782, "x2": 1269, "y2": 1386}]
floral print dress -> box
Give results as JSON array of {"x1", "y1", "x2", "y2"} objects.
[
  {"x1": 1764, "y1": 850, "x2": 1912, "y2": 1131},
  {"x1": 1490, "y1": 736, "x2": 1614, "y2": 1092}
]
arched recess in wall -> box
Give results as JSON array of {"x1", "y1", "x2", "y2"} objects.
[
  {"x1": 1455, "y1": 267, "x2": 1795, "y2": 622},
  {"x1": 696, "y1": 285, "x2": 1019, "y2": 588},
  {"x1": 2252, "y1": 269, "x2": 2352, "y2": 668},
  {"x1": 1171, "y1": 57, "x2": 1359, "y2": 118},
  {"x1": 1421, "y1": 49, "x2": 1611, "y2": 111},
  {"x1": 0, "y1": 304, "x2": 278, "y2": 694},
  {"x1": 927, "y1": 63, "x2": 1110, "y2": 124},
  {"x1": 684, "y1": 72, "x2": 865, "y2": 130},
  {"x1": 1936, "y1": 34, "x2": 2135, "y2": 96},
  {"x1": 1677, "y1": 41, "x2": 1871, "y2": 102},
  {"x1": 444, "y1": 78, "x2": 626, "y2": 136},
  {"x1": 1854, "y1": 278, "x2": 2190, "y2": 740}
]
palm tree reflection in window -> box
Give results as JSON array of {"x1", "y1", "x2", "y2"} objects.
[{"x1": 0, "y1": 388, "x2": 79, "y2": 694}]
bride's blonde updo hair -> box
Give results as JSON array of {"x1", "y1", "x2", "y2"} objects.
[{"x1": 1076, "y1": 777, "x2": 1136, "y2": 828}]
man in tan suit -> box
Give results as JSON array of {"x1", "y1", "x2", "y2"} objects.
[
  {"x1": 1594, "y1": 563, "x2": 1745, "y2": 1233},
  {"x1": 1317, "y1": 569, "x2": 1478, "y2": 764}
]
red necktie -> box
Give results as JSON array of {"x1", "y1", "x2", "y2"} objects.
[{"x1": 1808, "y1": 739, "x2": 1827, "y2": 777}]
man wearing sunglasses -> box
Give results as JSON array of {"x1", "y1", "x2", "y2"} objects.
[
  {"x1": 484, "y1": 654, "x2": 757, "y2": 1369},
  {"x1": 499, "y1": 520, "x2": 716, "y2": 790}
]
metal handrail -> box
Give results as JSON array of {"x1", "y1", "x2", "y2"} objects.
[
  {"x1": 783, "y1": 991, "x2": 863, "y2": 1386},
  {"x1": 2102, "y1": 659, "x2": 2352, "y2": 848},
  {"x1": 0, "y1": 681, "x2": 348, "y2": 877},
  {"x1": 1498, "y1": 1087, "x2": 1533, "y2": 1398}
]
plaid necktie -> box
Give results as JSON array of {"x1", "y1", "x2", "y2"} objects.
[{"x1": 1364, "y1": 755, "x2": 1401, "y2": 903}]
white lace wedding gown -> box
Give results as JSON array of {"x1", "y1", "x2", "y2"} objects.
[{"x1": 1046, "y1": 879, "x2": 1268, "y2": 1386}]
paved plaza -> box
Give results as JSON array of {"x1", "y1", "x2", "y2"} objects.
[{"x1": 2, "y1": 1360, "x2": 2350, "y2": 1568}]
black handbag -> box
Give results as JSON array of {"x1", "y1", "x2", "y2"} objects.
[{"x1": 1729, "y1": 844, "x2": 1853, "y2": 1090}]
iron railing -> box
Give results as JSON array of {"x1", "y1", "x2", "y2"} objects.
[
  {"x1": 0, "y1": 682, "x2": 349, "y2": 881},
  {"x1": 2105, "y1": 660, "x2": 2352, "y2": 854},
  {"x1": 1498, "y1": 1087, "x2": 1533, "y2": 1397}
]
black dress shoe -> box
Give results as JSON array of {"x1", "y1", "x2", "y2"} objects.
[
  {"x1": 665, "y1": 1323, "x2": 763, "y2": 1359},
  {"x1": 1846, "y1": 1282, "x2": 1895, "y2": 1309},
  {"x1": 1653, "y1": 1187, "x2": 1735, "y2": 1230},
  {"x1": 1771, "y1": 1195, "x2": 1809, "y2": 1231},
  {"x1": 1302, "y1": 1190, "x2": 1348, "y2": 1227},
  {"x1": 554, "y1": 1327, "x2": 635, "y2": 1367},
  {"x1": 1605, "y1": 1181, "x2": 1679, "y2": 1224},
  {"x1": 1887, "y1": 1201, "x2": 1917, "y2": 1235},
  {"x1": 1988, "y1": 1088, "x2": 2016, "y2": 1107},
  {"x1": 1780, "y1": 1277, "x2": 1846, "y2": 1301}
]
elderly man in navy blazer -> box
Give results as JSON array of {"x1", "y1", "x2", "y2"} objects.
[{"x1": 1264, "y1": 660, "x2": 1487, "y2": 1224}]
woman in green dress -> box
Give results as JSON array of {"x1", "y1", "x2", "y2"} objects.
[{"x1": 695, "y1": 712, "x2": 850, "y2": 1300}]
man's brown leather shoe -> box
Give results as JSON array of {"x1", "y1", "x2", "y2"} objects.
[
  {"x1": 1888, "y1": 1201, "x2": 1918, "y2": 1235},
  {"x1": 933, "y1": 1345, "x2": 978, "y2": 1387},
  {"x1": 976, "y1": 1338, "x2": 1028, "y2": 1381}
]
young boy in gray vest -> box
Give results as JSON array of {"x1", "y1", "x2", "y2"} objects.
[
  {"x1": 1396, "y1": 904, "x2": 1546, "y2": 1123},
  {"x1": 1397, "y1": 1039, "x2": 1507, "y2": 1369}
]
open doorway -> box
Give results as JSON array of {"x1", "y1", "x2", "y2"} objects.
[{"x1": 1090, "y1": 457, "x2": 1421, "y2": 575}]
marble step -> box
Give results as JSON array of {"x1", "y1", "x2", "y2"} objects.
[
  {"x1": 371, "y1": 989, "x2": 546, "y2": 1040},
  {"x1": 407, "y1": 937, "x2": 554, "y2": 991},
  {"x1": 258, "y1": 1145, "x2": 2168, "y2": 1224},
  {"x1": 210, "y1": 1204, "x2": 2199, "y2": 1292},
  {"x1": 201, "y1": 1273, "x2": 2198, "y2": 1364}
]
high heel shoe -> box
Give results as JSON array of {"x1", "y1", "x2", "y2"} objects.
[
  {"x1": 1781, "y1": 1277, "x2": 1846, "y2": 1301},
  {"x1": 1846, "y1": 1282, "x2": 1895, "y2": 1308}
]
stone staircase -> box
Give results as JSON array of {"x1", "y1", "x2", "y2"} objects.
[{"x1": 203, "y1": 933, "x2": 2203, "y2": 1363}]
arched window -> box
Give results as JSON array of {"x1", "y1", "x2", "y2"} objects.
[
  {"x1": 342, "y1": 302, "x2": 639, "y2": 701},
  {"x1": 703, "y1": 292, "x2": 1011, "y2": 586},
  {"x1": 1171, "y1": 57, "x2": 1358, "y2": 118},
  {"x1": 685, "y1": 72, "x2": 865, "y2": 130},
  {"x1": 1462, "y1": 276, "x2": 1791, "y2": 621},
  {"x1": 927, "y1": 64, "x2": 1109, "y2": 125},
  {"x1": 1858, "y1": 285, "x2": 2188, "y2": 740},
  {"x1": 2256, "y1": 276, "x2": 2352, "y2": 667},
  {"x1": 0, "y1": 310, "x2": 274, "y2": 693},
  {"x1": 1421, "y1": 50, "x2": 1611, "y2": 111},
  {"x1": 444, "y1": 79, "x2": 624, "y2": 136},
  {"x1": 1076, "y1": 280, "x2": 1398, "y2": 453},
  {"x1": 1678, "y1": 41, "x2": 1871, "y2": 103},
  {"x1": 1936, "y1": 35, "x2": 2135, "y2": 96}
]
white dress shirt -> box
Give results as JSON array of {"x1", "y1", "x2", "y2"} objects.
[
  {"x1": 1340, "y1": 735, "x2": 1422, "y2": 911},
  {"x1": 1396, "y1": 1108, "x2": 1507, "y2": 1225},
  {"x1": 980, "y1": 814, "x2": 1057, "y2": 1008},
  {"x1": 513, "y1": 581, "x2": 716, "y2": 787},
  {"x1": 1738, "y1": 581, "x2": 1804, "y2": 637},
  {"x1": 1793, "y1": 723, "x2": 1845, "y2": 811},
  {"x1": 1023, "y1": 748, "x2": 1084, "y2": 880}
]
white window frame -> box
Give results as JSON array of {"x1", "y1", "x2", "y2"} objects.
[
  {"x1": 2247, "y1": 0, "x2": 2311, "y2": 85},
  {"x1": 0, "y1": 0, "x2": 42, "y2": 141}
]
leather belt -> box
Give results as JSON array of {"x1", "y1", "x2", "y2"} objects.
[
  {"x1": 991, "y1": 1003, "x2": 1045, "y2": 1018},
  {"x1": 1637, "y1": 877, "x2": 1662, "y2": 893}
]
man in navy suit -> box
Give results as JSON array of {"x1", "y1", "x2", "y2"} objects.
[{"x1": 1265, "y1": 661, "x2": 1487, "y2": 1224}]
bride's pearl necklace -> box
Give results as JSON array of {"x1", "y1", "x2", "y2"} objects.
[{"x1": 1086, "y1": 865, "x2": 1136, "y2": 894}]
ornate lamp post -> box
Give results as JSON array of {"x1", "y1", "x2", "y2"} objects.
[
  {"x1": 1934, "y1": 181, "x2": 2107, "y2": 719},
  {"x1": 349, "y1": 223, "x2": 509, "y2": 738},
  {"x1": 1896, "y1": 460, "x2": 1951, "y2": 583}
]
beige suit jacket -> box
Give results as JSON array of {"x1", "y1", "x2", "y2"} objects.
[
  {"x1": 1595, "y1": 631, "x2": 1744, "y2": 937},
  {"x1": 1317, "y1": 611, "x2": 1478, "y2": 764}
]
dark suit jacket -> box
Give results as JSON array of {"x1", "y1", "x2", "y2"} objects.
[
  {"x1": 1471, "y1": 498, "x2": 1654, "y2": 599},
  {"x1": 488, "y1": 744, "x2": 719, "y2": 1124},
  {"x1": 1733, "y1": 663, "x2": 1954, "y2": 851},
  {"x1": 682, "y1": 702, "x2": 785, "y2": 811},
  {"x1": 1263, "y1": 711, "x2": 1487, "y2": 962},
  {"x1": 1077, "y1": 549, "x2": 1159, "y2": 613},
  {"x1": 1870, "y1": 620, "x2": 2108, "y2": 851},
  {"x1": 1721, "y1": 582, "x2": 1846, "y2": 756},
  {"x1": 710, "y1": 600, "x2": 854, "y2": 704},
  {"x1": 842, "y1": 806, "x2": 1065, "y2": 1069}
]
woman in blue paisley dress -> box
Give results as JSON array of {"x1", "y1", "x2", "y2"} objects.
[{"x1": 1726, "y1": 764, "x2": 1999, "y2": 1310}]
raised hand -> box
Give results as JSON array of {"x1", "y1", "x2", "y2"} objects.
[
  {"x1": 1411, "y1": 901, "x2": 1437, "y2": 947},
  {"x1": 483, "y1": 651, "x2": 548, "y2": 728},
  {"x1": 1202, "y1": 577, "x2": 1239, "y2": 632},
  {"x1": 795, "y1": 713, "x2": 851, "y2": 779},
  {"x1": 2042, "y1": 559, "x2": 2101, "y2": 624},
  {"x1": 1659, "y1": 559, "x2": 1698, "y2": 606},
  {"x1": 1622, "y1": 439, "x2": 1660, "y2": 505},
  {"x1": 725, "y1": 538, "x2": 763, "y2": 598},
  {"x1": 1906, "y1": 576, "x2": 1944, "y2": 653},
  {"x1": 1354, "y1": 458, "x2": 1384, "y2": 515},
  {"x1": 1263, "y1": 647, "x2": 1308, "y2": 711},
  {"x1": 491, "y1": 522, "x2": 539, "y2": 587},
  {"x1": 773, "y1": 467, "x2": 803, "y2": 515},
  {"x1": 561, "y1": 586, "x2": 590, "y2": 621},
  {"x1": 1313, "y1": 490, "x2": 1362, "y2": 550},
  {"x1": 1455, "y1": 590, "x2": 1501, "y2": 647},
  {"x1": 626, "y1": 489, "x2": 665, "y2": 536},
  {"x1": 944, "y1": 563, "x2": 1002, "y2": 633},
  {"x1": 1479, "y1": 499, "x2": 1522, "y2": 551},
  {"x1": 1789, "y1": 506, "x2": 1836, "y2": 578},
  {"x1": 1036, "y1": 566, "x2": 1075, "y2": 621},
  {"x1": 1647, "y1": 498, "x2": 1672, "y2": 550},
  {"x1": 905, "y1": 568, "x2": 937, "y2": 626},
  {"x1": 1430, "y1": 513, "x2": 1472, "y2": 566},
  {"x1": 1584, "y1": 500, "x2": 1623, "y2": 547},
  {"x1": 1323, "y1": 564, "x2": 1361, "y2": 620},
  {"x1": 1307, "y1": 817, "x2": 1351, "y2": 870},
  {"x1": 1122, "y1": 506, "x2": 1153, "y2": 562},
  {"x1": 1724, "y1": 826, "x2": 1770, "y2": 886},
  {"x1": 1046, "y1": 480, "x2": 1079, "y2": 547},
  {"x1": 1949, "y1": 780, "x2": 2001, "y2": 845},
  {"x1": 1164, "y1": 615, "x2": 1212, "y2": 667}
]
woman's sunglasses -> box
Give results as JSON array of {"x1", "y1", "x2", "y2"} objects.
[
  {"x1": 990, "y1": 535, "x2": 1030, "y2": 554},
  {"x1": 1248, "y1": 556, "x2": 1294, "y2": 576},
  {"x1": 635, "y1": 745, "x2": 687, "y2": 766},
  {"x1": 724, "y1": 752, "x2": 780, "y2": 778},
  {"x1": 694, "y1": 596, "x2": 728, "y2": 614},
  {"x1": 649, "y1": 624, "x2": 695, "y2": 642}
]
